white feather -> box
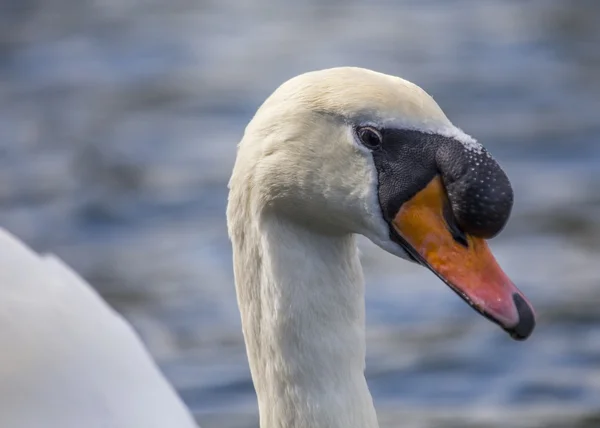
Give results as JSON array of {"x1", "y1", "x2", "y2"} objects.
[{"x1": 0, "y1": 228, "x2": 197, "y2": 428}]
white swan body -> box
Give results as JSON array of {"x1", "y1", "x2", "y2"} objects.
[
  {"x1": 0, "y1": 228, "x2": 197, "y2": 428},
  {"x1": 228, "y1": 67, "x2": 534, "y2": 428}
]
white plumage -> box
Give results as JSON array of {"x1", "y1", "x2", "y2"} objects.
[{"x1": 0, "y1": 228, "x2": 197, "y2": 428}]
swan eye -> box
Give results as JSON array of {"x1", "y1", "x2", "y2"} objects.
[{"x1": 357, "y1": 126, "x2": 382, "y2": 149}]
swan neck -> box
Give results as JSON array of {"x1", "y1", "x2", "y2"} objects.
[{"x1": 231, "y1": 213, "x2": 378, "y2": 428}]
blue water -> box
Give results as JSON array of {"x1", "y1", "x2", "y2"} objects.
[{"x1": 1, "y1": 0, "x2": 600, "y2": 427}]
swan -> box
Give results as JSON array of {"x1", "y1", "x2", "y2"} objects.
[
  {"x1": 0, "y1": 67, "x2": 535, "y2": 428},
  {"x1": 227, "y1": 67, "x2": 535, "y2": 428},
  {"x1": 0, "y1": 228, "x2": 197, "y2": 428}
]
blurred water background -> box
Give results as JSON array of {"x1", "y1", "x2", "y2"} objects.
[{"x1": 1, "y1": 0, "x2": 600, "y2": 427}]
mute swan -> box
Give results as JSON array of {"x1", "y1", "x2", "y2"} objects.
[
  {"x1": 0, "y1": 229, "x2": 197, "y2": 428},
  {"x1": 227, "y1": 67, "x2": 535, "y2": 428}
]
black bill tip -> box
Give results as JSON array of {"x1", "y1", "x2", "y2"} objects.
[{"x1": 506, "y1": 293, "x2": 536, "y2": 341}]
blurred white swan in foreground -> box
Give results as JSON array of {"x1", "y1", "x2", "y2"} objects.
[
  {"x1": 0, "y1": 229, "x2": 197, "y2": 428},
  {"x1": 0, "y1": 67, "x2": 534, "y2": 428}
]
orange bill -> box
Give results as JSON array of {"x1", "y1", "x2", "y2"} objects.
[{"x1": 392, "y1": 177, "x2": 535, "y2": 340}]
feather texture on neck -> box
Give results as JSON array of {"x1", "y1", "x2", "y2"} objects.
[{"x1": 228, "y1": 198, "x2": 378, "y2": 428}]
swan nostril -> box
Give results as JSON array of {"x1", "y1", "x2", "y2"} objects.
[{"x1": 443, "y1": 202, "x2": 468, "y2": 248}]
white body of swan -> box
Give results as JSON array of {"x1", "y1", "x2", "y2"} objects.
[
  {"x1": 227, "y1": 67, "x2": 534, "y2": 428},
  {"x1": 0, "y1": 228, "x2": 197, "y2": 428}
]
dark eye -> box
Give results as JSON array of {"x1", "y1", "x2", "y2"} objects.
[{"x1": 357, "y1": 126, "x2": 382, "y2": 149}]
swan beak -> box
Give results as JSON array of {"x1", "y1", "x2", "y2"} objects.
[{"x1": 391, "y1": 177, "x2": 535, "y2": 340}]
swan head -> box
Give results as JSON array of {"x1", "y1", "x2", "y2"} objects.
[{"x1": 229, "y1": 67, "x2": 535, "y2": 340}]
